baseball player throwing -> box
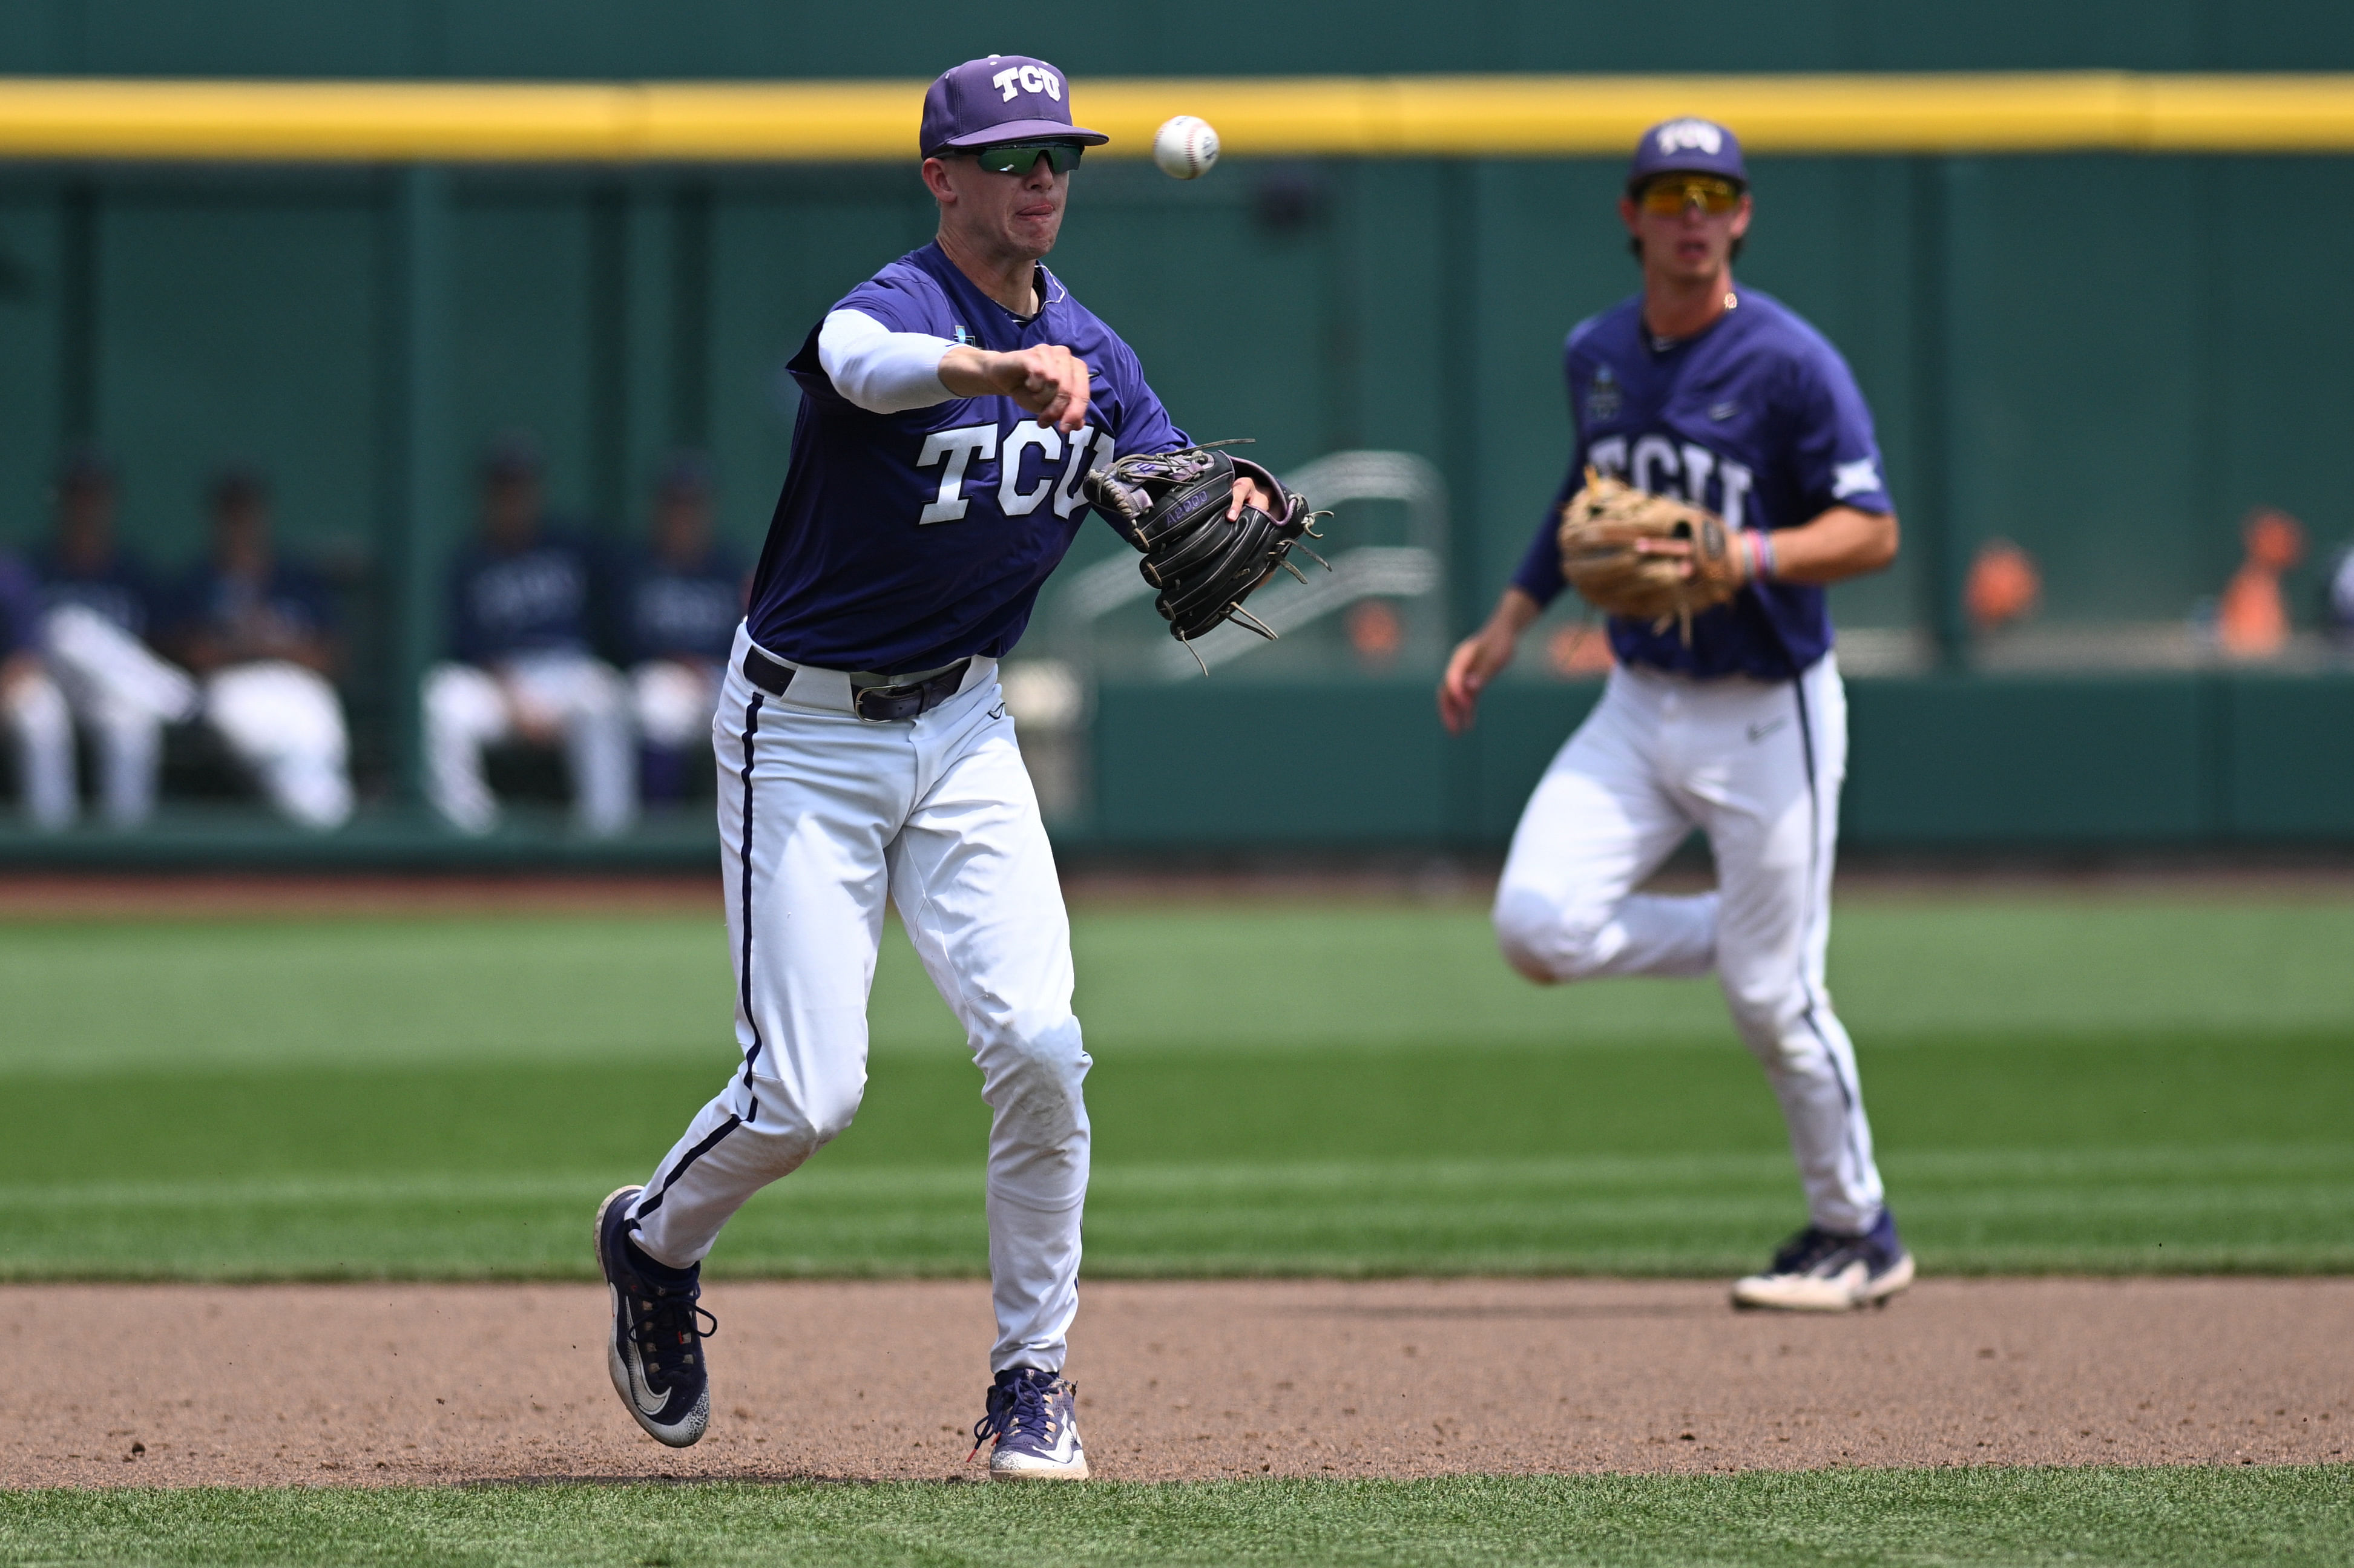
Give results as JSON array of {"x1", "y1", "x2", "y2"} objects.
[
  {"x1": 594, "y1": 54, "x2": 1285, "y2": 1479},
  {"x1": 1440, "y1": 118, "x2": 1913, "y2": 1311}
]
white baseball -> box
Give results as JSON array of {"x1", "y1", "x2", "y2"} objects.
[{"x1": 1152, "y1": 116, "x2": 1220, "y2": 180}]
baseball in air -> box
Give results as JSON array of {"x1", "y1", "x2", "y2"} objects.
[{"x1": 1152, "y1": 116, "x2": 1220, "y2": 179}]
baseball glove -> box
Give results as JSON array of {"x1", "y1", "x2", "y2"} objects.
[
  {"x1": 1557, "y1": 467, "x2": 1751, "y2": 641},
  {"x1": 1083, "y1": 442, "x2": 1324, "y2": 668}
]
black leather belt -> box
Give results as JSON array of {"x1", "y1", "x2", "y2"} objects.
[{"x1": 740, "y1": 646, "x2": 972, "y2": 723}]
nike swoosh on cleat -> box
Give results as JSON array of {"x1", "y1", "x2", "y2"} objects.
[
  {"x1": 1746, "y1": 718, "x2": 1789, "y2": 742},
  {"x1": 616, "y1": 1297, "x2": 672, "y2": 1415}
]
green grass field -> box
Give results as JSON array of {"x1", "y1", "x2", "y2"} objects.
[
  {"x1": 0, "y1": 893, "x2": 2349, "y2": 1279},
  {"x1": 2, "y1": 1468, "x2": 2347, "y2": 1567},
  {"x1": 3, "y1": 891, "x2": 2349, "y2": 1566}
]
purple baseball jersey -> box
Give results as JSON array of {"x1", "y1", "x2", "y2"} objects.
[
  {"x1": 749, "y1": 242, "x2": 1185, "y2": 674},
  {"x1": 1511, "y1": 287, "x2": 1892, "y2": 680}
]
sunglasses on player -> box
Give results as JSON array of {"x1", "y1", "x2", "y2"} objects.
[
  {"x1": 1637, "y1": 175, "x2": 1744, "y2": 215},
  {"x1": 965, "y1": 141, "x2": 1086, "y2": 175}
]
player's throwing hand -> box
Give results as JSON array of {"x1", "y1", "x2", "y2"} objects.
[{"x1": 941, "y1": 343, "x2": 1092, "y2": 433}]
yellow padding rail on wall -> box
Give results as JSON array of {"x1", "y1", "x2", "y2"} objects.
[{"x1": 0, "y1": 73, "x2": 2351, "y2": 162}]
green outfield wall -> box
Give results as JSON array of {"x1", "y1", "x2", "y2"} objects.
[
  {"x1": 4, "y1": 153, "x2": 2352, "y2": 647},
  {"x1": 1080, "y1": 672, "x2": 2354, "y2": 853},
  {"x1": 0, "y1": 4, "x2": 2350, "y2": 858}
]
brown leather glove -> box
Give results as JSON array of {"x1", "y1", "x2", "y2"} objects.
[{"x1": 1557, "y1": 467, "x2": 1751, "y2": 643}]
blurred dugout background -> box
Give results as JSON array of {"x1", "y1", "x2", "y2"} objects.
[{"x1": 2, "y1": 1, "x2": 2353, "y2": 864}]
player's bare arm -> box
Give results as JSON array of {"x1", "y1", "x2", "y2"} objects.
[
  {"x1": 1439, "y1": 587, "x2": 1541, "y2": 734},
  {"x1": 938, "y1": 343, "x2": 1091, "y2": 433},
  {"x1": 1639, "y1": 504, "x2": 1900, "y2": 585},
  {"x1": 1758, "y1": 505, "x2": 1898, "y2": 582}
]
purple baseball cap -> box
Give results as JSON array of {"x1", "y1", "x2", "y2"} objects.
[
  {"x1": 1626, "y1": 117, "x2": 1747, "y2": 189},
  {"x1": 920, "y1": 55, "x2": 1107, "y2": 157}
]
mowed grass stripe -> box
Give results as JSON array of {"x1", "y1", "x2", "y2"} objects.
[
  {"x1": 4, "y1": 897, "x2": 2353, "y2": 1075},
  {"x1": 5, "y1": 1144, "x2": 2348, "y2": 1280},
  {"x1": 15, "y1": 1140, "x2": 2346, "y2": 1208},
  {"x1": 1, "y1": 1468, "x2": 2349, "y2": 1567},
  {"x1": 0, "y1": 902, "x2": 2347, "y2": 1281}
]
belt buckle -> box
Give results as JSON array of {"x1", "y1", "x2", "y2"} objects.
[{"x1": 852, "y1": 681, "x2": 922, "y2": 723}]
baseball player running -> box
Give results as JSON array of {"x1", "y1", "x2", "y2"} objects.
[
  {"x1": 594, "y1": 54, "x2": 1281, "y2": 1479},
  {"x1": 1439, "y1": 118, "x2": 1913, "y2": 1312}
]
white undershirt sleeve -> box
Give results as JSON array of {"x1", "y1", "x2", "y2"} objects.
[{"x1": 817, "y1": 309, "x2": 956, "y2": 415}]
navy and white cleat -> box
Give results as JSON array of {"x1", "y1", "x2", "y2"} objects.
[
  {"x1": 969, "y1": 1366, "x2": 1089, "y2": 1480},
  {"x1": 1731, "y1": 1208, "x2": 1915, "y2": 1312},
  {"x1": 594, "y1": 1185, "x2": 715, "y2": 1447}
]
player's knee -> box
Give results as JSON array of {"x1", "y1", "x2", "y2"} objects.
[
  {"x1": 576, "y1": 660, "x2": 631, "y2": 720},
  {"x1": 982, "y1": 1015, "x2": 1090, "y2": 1115},
  {"x1": 745, "y1": 1077, "x2": 864, "y2": 1160},
  {"x1": 1720, "y1": 986, "x2": 1814, "y2": 1068},
  {"x1": 1492, "y1": 888, "x2": 1559, "y2": 983},
  {"x1": 1494, "y1": 887, "x2": 1613, "y2": 985},
  {"x1": 423, "y1": 663, "x2": 501, "y2": 737}
]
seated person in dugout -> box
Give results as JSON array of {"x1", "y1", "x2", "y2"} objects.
[
  {"x1": 425, "y1": 437, "x2": 634, "y2": 837},
  {"x1": 616, "y1": 453, "x2": 746, "y2": 805},
  {"x1": 158, "y1": 468, "x2": 354, "y2": 831},
  {"x1": 18, "y1": 451, "x2": 197, "y2": 830}
]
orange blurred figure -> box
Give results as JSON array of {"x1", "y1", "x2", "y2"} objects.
[
  {"x1": 1345, "y1": 599, "x2": 1404, "y2": 666},
  {"x1": 2218, "y1": 508, "x2": 2306, "y2": 659},
  {"x1": 1964, "y1": 537, "x2": 2040, "y2": 629}
]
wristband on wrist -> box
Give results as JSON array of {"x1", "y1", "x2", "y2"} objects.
[{"x1": 1747, "y1": 529, "x2": 1778, "y2": 582}]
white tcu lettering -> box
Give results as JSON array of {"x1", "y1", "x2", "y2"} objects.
[
  {"x1": 998, "y1": 421, "x2": 1064, "y2": 516},
  {"x1": 1656, "y1": 118, "x2": 1723, "y2": 156},
  {"x1": 1717, "y1": 459, "x2": 1754, "y2": 530},
  {"x1": 1053, "y1": 428, "x2": 1111, "y2": 518},
  {"x1": 1586, "y1": 436, "x2": 1629, "y2": 476},
  {"x1": 915, "y1": 424, "x2": 999, "y2": 524},
  {"x1": 1631, "y1": 434, "x2": 1680, "y2": 494},
  {"x1": 1678, "y1": 443, "x2": 1715, "y2": 507},
  {"x1": 992, "y1": 67, "x2": 1021, "y2": 101}
]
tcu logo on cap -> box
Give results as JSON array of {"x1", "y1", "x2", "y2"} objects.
[
  {"x1": 1655, "y1": 119, "x2": 1724, "y2": 156},
  {"x1": 991, "y1": 64, "x2": 1062, "y2": 102}
]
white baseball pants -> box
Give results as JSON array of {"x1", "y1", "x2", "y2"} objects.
[
  {"x1": 36, "y1": 604, "x2": 200, "y2": 828},
  {"x1": 1493, "y1": 654, "x2": 1886, "y2": 1235},
  {"x1": 3, "y1": 666, "x2": 75, "y2": 830},
  {"x1": 423, "y1": 652, "x2": 636, "y2": 836},
  {"x1": 205, "y1": 661, "x2": 353, "y2": 830},
  {"x1": 628, "y1": 626, "x2": 1090, "y2": 1375},
  {"x1": 629, "y1": 657, "x2": 722, "y2": 750}
]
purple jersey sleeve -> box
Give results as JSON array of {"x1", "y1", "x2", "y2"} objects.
[
  {"x1": 1787, "y1": 346, "x2": 1892, "y2": 517},
  {"x1": 1096, "y1": 335, "x2": 1185, "y2": 460},
  {"x1": 1508, "y1": 465, "x2": 1579, "y2": 608},
  {"x1": 1508, "y1": 328, "x2": 1591, "y2": 608},
  {"x1": 786, "y1": 272, "x2": 937, "y2": 408}
]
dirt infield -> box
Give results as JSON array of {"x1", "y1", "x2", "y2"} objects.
[{"x1": 7, "y1": 1278, "x2": 2345, "y2": 1486}]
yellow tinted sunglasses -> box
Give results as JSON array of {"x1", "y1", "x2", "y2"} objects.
[{"x1": 1638, "y1": 176, "x2": 1744, "y2": 215}]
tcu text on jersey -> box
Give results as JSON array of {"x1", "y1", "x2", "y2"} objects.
[{"x1": 914, "y1": 420, "x2": 1113, "y2": 525}]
